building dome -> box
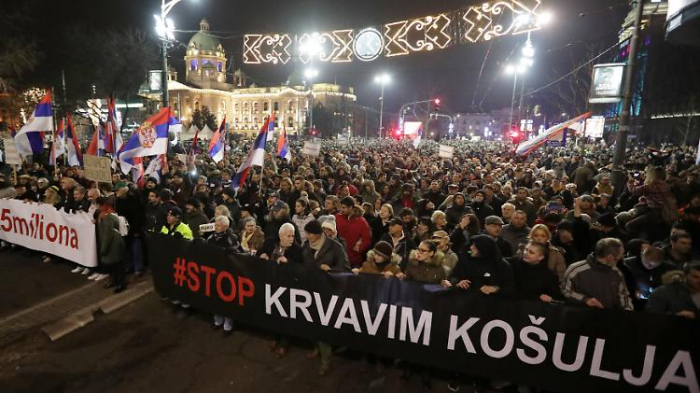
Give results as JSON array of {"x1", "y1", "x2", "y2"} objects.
[{"x1": 188, "y1": 19, "x2": 222, "y2": 53}]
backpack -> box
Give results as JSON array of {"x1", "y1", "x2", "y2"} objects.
[{"x1": 111, "y1": 213, "x2": 130, "y2": 236}]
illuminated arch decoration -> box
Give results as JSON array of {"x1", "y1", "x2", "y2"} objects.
[{"x1": 243, "y1": 0, "x2": 544, "y2": 64}]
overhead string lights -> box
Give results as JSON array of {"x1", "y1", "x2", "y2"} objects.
[{"x1": 243, "y1": 0, "x2": 550, "y2": 64}]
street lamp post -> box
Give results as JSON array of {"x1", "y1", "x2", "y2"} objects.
[
  {"x1": 304, "y1": 68, "x2": 319, "y2": 136},
  {"x1": 155, "y1": 0, "x2": 187, "y2": 109},
  {"x1": 505, "y1": 65, "x2": 525, "y2": 130},
  {"x1": 375, "y1": 73, "x2": 390, "y2": 138}
]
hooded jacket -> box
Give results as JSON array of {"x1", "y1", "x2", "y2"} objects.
[
  {"x1": 509, "y1": 257, "x2": 563, "y2": 301},
  {"x1": 335, "y1": 207, "x2": 372, "y2": 267},
  {"x1": 450, "y1": 235, "x2": 515, "y2": 298},
  {"x1": 359, "y1": 250, "x2": 402, "y2": 275}
]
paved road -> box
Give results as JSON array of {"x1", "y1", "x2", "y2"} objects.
[
  {"x1": 0, "y1": 293, "x2": 484, "y2": 393},
  {"x1": 0, "y1": 248, "x2": 91, "y2": 318}
]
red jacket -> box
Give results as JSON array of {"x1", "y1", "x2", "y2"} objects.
[{"x1": 335, "y1": 212, "x2": 371, "y2": 267}]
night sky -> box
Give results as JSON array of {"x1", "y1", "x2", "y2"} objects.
[{"x1": 13, "y1": 0, "x2": 627, "y2": 116}]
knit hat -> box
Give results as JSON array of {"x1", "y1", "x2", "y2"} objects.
[
  {"x1": 304, "y1": 220, "x2": 323, "y2": 235},
  {"x1": 318, "y1": 215, "x2": 337, "y2": 235},
  {"x1": 48, "y1": 185, "x2": 59, "y2": 193},
  {"x1": 373, "y1": 241, "x2": 393, "y2": 260},
  {"x1": 485, "y1": 216, "x2": 504, "y2": 225},
  {"x1": 471, "y1": 234, "x2": 500, "y2": 260}
]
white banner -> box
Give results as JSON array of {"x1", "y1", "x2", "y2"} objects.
[
  {"x1": 2, "y1": 138, "x2": 22, "y2": 165},
  {"x1": 0, "y1": 199, "x2": 97, "y2": 267},
  {"x1": 439, "y1": 145, "x2": 455, "y2": 159},
  {"x1": 302, "y1": 141, "x2": 321, "y2": 157}
]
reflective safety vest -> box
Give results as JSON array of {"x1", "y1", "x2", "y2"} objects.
[{"x1": 160, "y1": 222, "x2": 193, "y2": 240}]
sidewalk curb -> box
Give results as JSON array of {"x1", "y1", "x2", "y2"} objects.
[{"x1": 41, "y1": 281, "x2": 154, "y2": 342}]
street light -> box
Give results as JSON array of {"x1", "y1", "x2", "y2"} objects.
[
  {"x1": 505, "y1": 64, "x2": 526, "y2": 132},
  {"x1": 155, "y1": 0, "x2": 191, "y2": 109},
  {"x1": 375, "y1": 73, "x2": 390, "y2": 138},
  {"x1": 304, "y1": 68, "x2": 319, "y2": 136}
]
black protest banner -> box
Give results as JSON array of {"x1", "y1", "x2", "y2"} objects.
[{"x1": 149, "y1": 235, "x2": 700, "y2": 393}]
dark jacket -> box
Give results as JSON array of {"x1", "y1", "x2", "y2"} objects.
[
  {"x1": 470, "y1": 201, "x2": 494, "y2": 227},
  {"x1": 184, "y1": 210, "x2": 209, "y2": 238},
  {"x1": 301, "y1": 236, "x2": 349, "y2": 272},
  {"x1": 450, "y1": 235, "x2": 515, "y2": 298},
  {"x1": 370, "y1": 216, "x2": 390, "y2": 246},
  {"x1": 63, "y1": 197, "x2": 90, "y2": 214},
  {"x1": 509, "y1": 257, "x2": 563, "y2": 300},
  {"x1": 97, "y1": 214, "x2": 125, "y2": 265},
  {"x1": 115, "y1": 193, "x2": 144, "y2": 238},
  {"x1": 380, "y1": 232, "x2": 416, "y2": 271},
  {"x1": 562, "y1": 254, "x2": 633, "y2": 310},
  {"x1": 645, "y1": 282, "x2": 700, "y2": 316},
  {"x1": 256, "y1": 238, "x2": 303, "y2": 264},
  {"x1": 206, "y1": 229, "x2": 241, "y2": 254}
]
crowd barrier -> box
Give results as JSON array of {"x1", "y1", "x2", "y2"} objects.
[{"x1": 149, "y1": 234, "x2": 700, "y2": 393}]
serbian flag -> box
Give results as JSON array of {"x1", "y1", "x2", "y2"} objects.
[
  {"x1": 277, "y1": 123, "x2": 291, "y2": 161},
  {"x1": 516, "y1": 112, "x2": 591, "y2": 156},
  {"x1": 65, "y1": 115, "x2": 83, "y2": 166},
  {"x1": 14, "y1": 92, "x2": 52, "y2": 157},
  {"x1": 104, "y1": 98, "x2": 123, "y2": 154},
  {"x1": 49, "y1": 119, "x2": 67, "y2": 166},
  {"x1": 86, "y1": 125, "x2": 105, "y2": 157},
  {"x1": 118, "y1": 107, "x2": 171, "y2": 174},
  {"x1": 231, "y1": 115, "x2": 273, "y2": 190},
  {"x1": 208, "y1": 116, "x2": 226, "y2": 163}
]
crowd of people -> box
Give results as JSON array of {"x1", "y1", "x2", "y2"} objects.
[{"x1": 1, "y1": 138, "x2": 700, "y2": 389}]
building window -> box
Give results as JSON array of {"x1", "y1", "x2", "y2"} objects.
[
  {"x1": 273, "y1": 101, "x2": 279, "y2": 112},
  {"x1": 217, "y1": 62, "x2": 222, "y2": 72},
  {"x1": 253, "y1": 117, "x2": 258, "y2": 126},
  {"x1": 288, "y1": 101, "x2": 294, "y2": 112},
  {"x1": 263, "y1": 102, "x2": 269, "y2": 112},
  {"x1": 234, "y1": 103, "x2": 239, "y2": 113},
  {"x1": 243, "y1": 102, "x2": 249, "y2": 113},
  {"x1": 288, "y1": 117, "x2": 294, "y2": 128},
  {"x1": 190, "y1": 59, "x2": 198, "y2": 71},
  {"x1": 253, "y1": 102, "x2": 259, "y2": 113},
  {"x1": 194, "y1": 101, "x2": 200, "y2": 111}
]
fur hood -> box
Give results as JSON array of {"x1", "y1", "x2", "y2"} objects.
[
  {"x1": 408, "y1": 249, "x2": 445, "y2": 267},
  {"x1": 366, "y1": 249, "x2": 401, "y2": 267}
]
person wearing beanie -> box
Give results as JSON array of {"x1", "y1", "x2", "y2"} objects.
[
  {"x1": 444, "y1": 234, "x2": 514, "y2": 298},
  {"x1": 354, "y1": 241, "x2": 402, "y2": 277},
  {"x1": 470, "y1": 190, "x2": 495, "y2": 227},
  {"x1": 318, "y1": 215, "x2": 347, "y2": 249},
  {"x1": 300, "y1": 219, "x2": 349, "y2": 376}
]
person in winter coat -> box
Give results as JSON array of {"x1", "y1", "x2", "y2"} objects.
[
  {"x1": 445, "y1": 193, "x2": 470, "y2": 228},
  {"x1": 160, "y1": 207, "x2": 194, "y2": 240},
  {"x1": 207, "y1": 216, "x2": 242, "y2": 335},
  {"x1": 301, "y1": 220, "x2": 349, "y2": 272},
  {"x1": 509, "y1": 241, "x2": 563, "y2": 302},
  {"x1": 645, "y1": 261, "x2": 700, "y2": 319},
  {"x1": 380, "y1": 218, "x2": 416, "y2": 271},
  {"x1": 432, "y1": 230, "x2": 458, "y2": 277},
  {"x1": 301, "y1": 220, "x2": 349, "y2": 376},
  {"x1": 257, "y1": 223, "x2": 302, "y2": 265},
  {"x1": 239, "y1": 217, "x2": 265, "y2": 255},
  {"x1": 562, "y1": 238, "x2": 633, "y2": 310},
  {"x1": 528, "y1": 224, "x2": 567, "y2": 282},
  {"x1": 470, "y1": 190, "x2": 494, "y2": 227},
  {"x1": 361, "y1": 180, "x2": 381, "y2": 208},
  {"x1": 318, "y1": 215, "x2": 347, "y2": 249},
  {"x1": 370, "y1": 204, "x2": 394, "y2": 246},
  {"x1": 184, "y1": 198, "x2": 210, "y2": 239},
  {"x1": 292, "y1": 197, "x2": 316, "y2": 241},
  {"x1": 335, "y1": 197, "x2": 372, "y2": 268},
  {"x1": 398, "y1": 241, "x2": 447, "y2": 284},
  {"x1": 443, "y1": 234, "x2": 514, "y2": 298},
  {"x1": 96, "y1": 198, "x2": 126, "y2": 293},
  {"x1": 353, "y1": 241, "x2": 402, "y2": 277}
]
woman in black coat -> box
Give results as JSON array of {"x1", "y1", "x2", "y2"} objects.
[
  {"x1": 442, "y1": 234, "x2": 514, "y2": 298},
  {"x1": 508, "y1": 241, "x2": 563, "y2": 303}
]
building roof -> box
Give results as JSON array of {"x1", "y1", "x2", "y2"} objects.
[{"x1": 188, "y1": 19, "x2": 223, "y2": 53}]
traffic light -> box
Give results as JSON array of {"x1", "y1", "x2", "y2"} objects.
[{"x1": 433, "y1": 98, "x2": 441, "y2": 112}]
